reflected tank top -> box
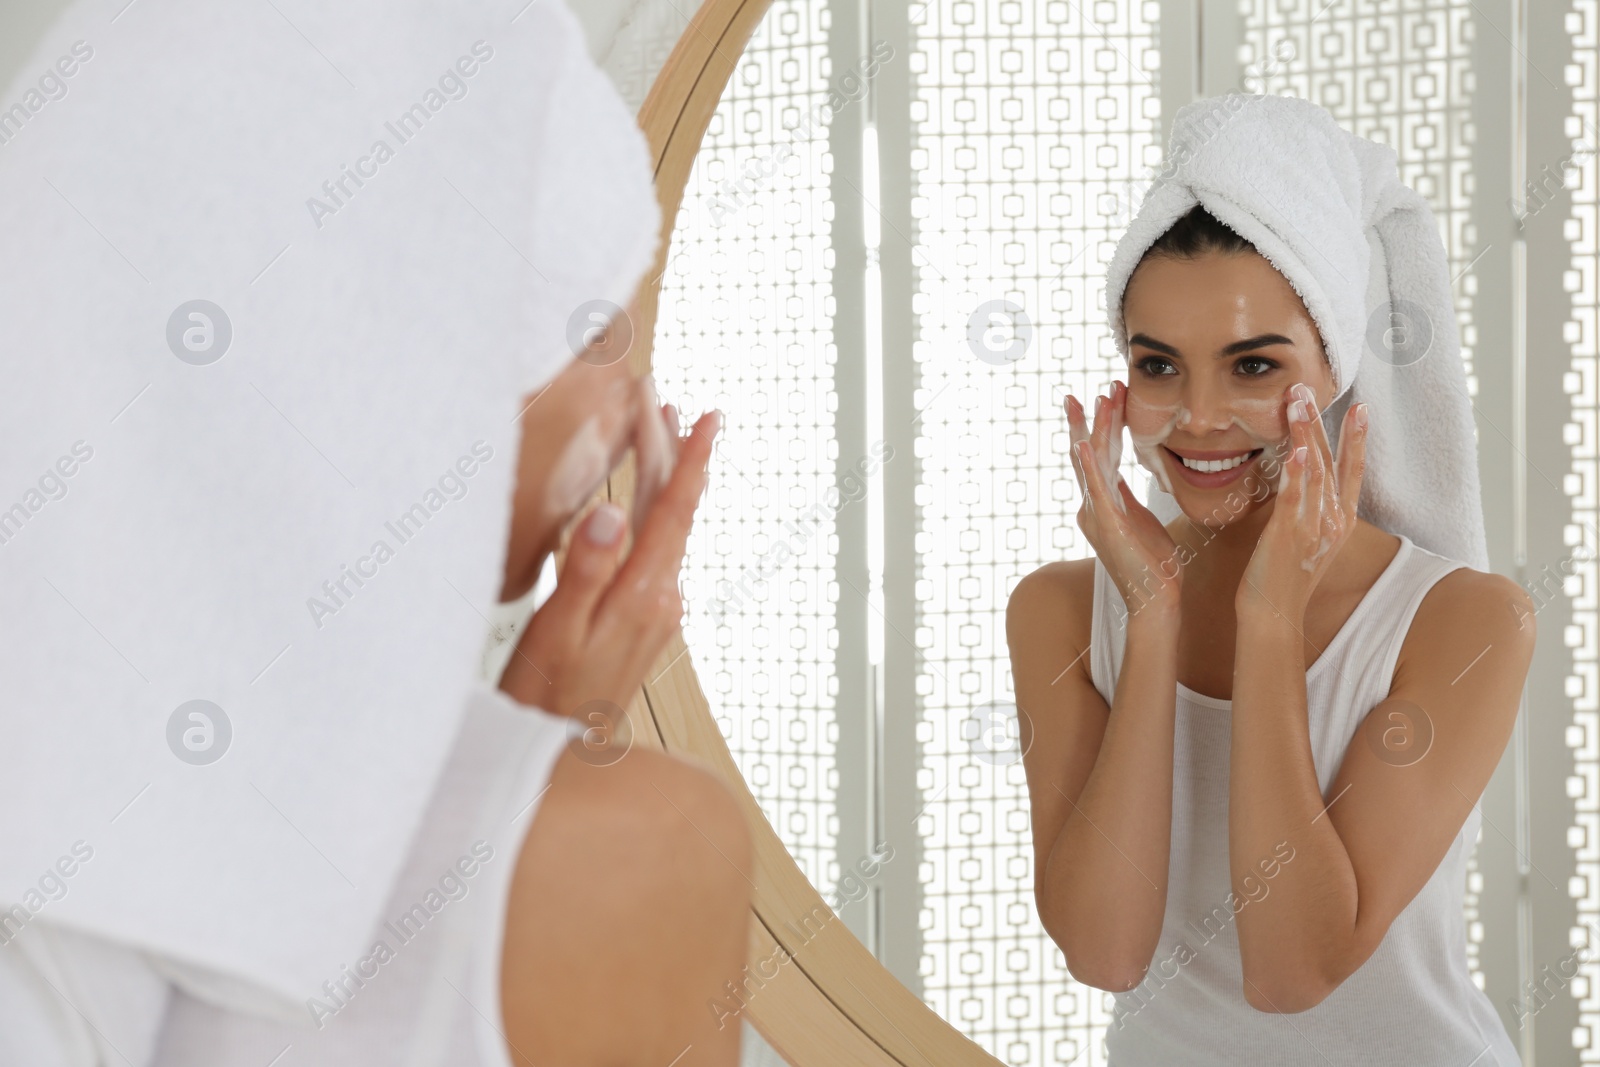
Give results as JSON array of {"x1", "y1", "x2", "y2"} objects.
[{"x1": 1088, "y1": 532, "x2": 1521, "y2": 1066}]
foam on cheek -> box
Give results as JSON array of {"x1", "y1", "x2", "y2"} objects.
[
  {"x1": 1122, "y1": 389, "x2": 1337, "y2": 569},
  {"x1": 1124, "y1": 393, "x2": 1185, "y2": 496},
  {"x1": 1126, "y1": 393, "x2": 1292, "y2": 500},
  {"x1": 545, "y1": 415, "x2": 611, "y2": 521},
  {"x1": 1224, "y1": 396, "x2": 1292, "y2": 496}
]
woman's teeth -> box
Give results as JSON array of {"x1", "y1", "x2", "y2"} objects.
[{"x1": 1174, "y1": 449, "x2": 1258, "y2": 473}]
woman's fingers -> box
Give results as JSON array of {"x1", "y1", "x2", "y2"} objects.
[
  {"x1": 506, "y1": 404, "x2": 714, "y2": 717},
  {"x1": 538, "y1": 501, "x2": 631, "y2": 633},
  {"x1": 1107, "y1": 380, "x2": 1126, "y2": 468},
  {"x1": 1065, "y1": 393, "x2": 1091, "y2": 490},
  {"x1": 1065, "y1": 386, "x2": 1127, "y2": 517},
  {"x1": 1278, "y1": 397, "x2": 1308, "y2": 519},
  {"x1": 1295, "y1": 385, "x2": 1338, "y2": 504},
  {"x1": 1065, "y1": 391, "x2": 1100, "y2": 510},
  {"x1": 600, "y1": 408, "x2": 721, "y2": 630},
  {"x1": 1304, "y1": 427, "x2": 1326, "y2": 538},
  {"x1": 498, "y1": 500, "x2": 632, "y2": 714},
  {"x1": 1336, "y1": 402, "x2": 1368, "y2": 525},
  {"x1": 1068, "y1": 385, "x2": 1150, "y2": 521},
  {"x1": 1086, "y1": 394, "x2": 1106, "y2": 509},
  {"x1": 1285, "y1": 396, "x2": 1328, "y2": 551},
  {"x1": 1074, "y1": 437, "x2": 1116, "y2": 521},
  {"x1": 630, "y1": 377, "x2": 676, "y2": 535},
  {"x1": 1083, "y1": 384, "x2": 1126, "y2": 516},
  {"x1": 1297, "y1": 390, "x2": 1339, "y2": 546},
  {"x1": 1290, "y1": 398, "x2": 1309, "y2": 525}
]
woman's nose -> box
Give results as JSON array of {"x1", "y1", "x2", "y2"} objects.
[{"x1": 1178, "y1": 383, "x2": 1235, "y2": 432}]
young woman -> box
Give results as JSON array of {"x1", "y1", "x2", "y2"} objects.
[
  {"x1": 0, "y1": 0, "x2": 753, "y2": 1064},
  {"x1": 1008, "y1": 205, "x2": 1534, "y2": 1063}
]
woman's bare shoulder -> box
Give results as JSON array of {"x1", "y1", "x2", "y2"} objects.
[
  {"x1": 1409, "y1": 561, "x2": 1532, "y2": 634},
  {"x1": 1393, "y1": 563, "x2": 1536, "y2": 693},
  {"x1": 1007, "y1": 557, "x2": 1098, "y2": 655}
]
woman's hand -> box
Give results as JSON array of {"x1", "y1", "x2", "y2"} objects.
[
  {"x1": 1067, "y1": 380, "x2": 1183, "y2": 624},
  {"x1": 500, "y1": 299, "x2": 680, "y2": 604},
  {"x1": 499, "y1": 408, "x2": 722, "y2": 722},
  {"x1": 629, "y1": 376, "x2": 679, "y2": 535},
  {"x1": 1237, "y1": 382, "x2": 1368, "y2": 619}
]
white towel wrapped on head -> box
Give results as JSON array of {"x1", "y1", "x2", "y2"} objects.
[{"x1": 0, "y1": 0, "x2": 658, "y2": 1034}]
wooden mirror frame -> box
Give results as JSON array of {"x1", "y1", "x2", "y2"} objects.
[{"x1": 594, "y1": 0, "x2": 1006, "y2": 1063}]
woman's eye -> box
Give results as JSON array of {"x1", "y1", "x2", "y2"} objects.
[{"x1": 1134, "y1": 354, "x2": 1278, "y2": 377}]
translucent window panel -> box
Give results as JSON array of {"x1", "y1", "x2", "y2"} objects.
[
  {"x1": 1238, "y1": 0, "x2": 1486, "y2": 988},
  {"x1": 652, "y1": 0, "x2": 841, "y2": 893},
  {"x1": 1564, "y1": 3, "x2": 1600, "y2": 1057},
  {"x1": 908, "y1": 1, "x2": 1163, "y2": 1063}
]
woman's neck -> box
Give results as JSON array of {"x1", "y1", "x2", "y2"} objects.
[
  {"x1": 1166, "y1": 496, "x2": 1277, "y2": 583},
  {"x1": 1163, "y1": 500, "x2": 1381, "y2": 611}
]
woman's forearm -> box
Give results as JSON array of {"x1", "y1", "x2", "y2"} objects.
[
  {"x1": 1039, "y1": 611, "x2": 1180, "y2": 990},
  {"x1": 1229, "y1": 610, "x2": 1359, "y2": 1011}
]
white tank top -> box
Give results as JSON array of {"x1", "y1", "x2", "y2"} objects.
[{"x1": 1087, "y1": 532, "x2": 1521, "y2": 1066}]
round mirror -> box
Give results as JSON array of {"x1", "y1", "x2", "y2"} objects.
[{"x1": 619, "y1": 0, "x2": 1510, "y2": 1064}]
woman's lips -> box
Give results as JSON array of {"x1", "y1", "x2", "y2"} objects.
[{"x1": 1163, "y1": 445, "x2": 1263, "y2": 488}]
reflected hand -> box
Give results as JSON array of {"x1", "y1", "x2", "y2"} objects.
[
  {"x1": 1066, "y1": 381, "x2": 1182, "y2": 623},
  {"x1": 499, "y1": 409, "x2": 722, "y2": 719},
  {"x1": 1237, "y1": 383, "x2": 1368, "y2": 619}
]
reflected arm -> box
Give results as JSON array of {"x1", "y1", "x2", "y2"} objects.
[{"x1": 1010, "y1": 562, "x2": 1180, "y2": 992}]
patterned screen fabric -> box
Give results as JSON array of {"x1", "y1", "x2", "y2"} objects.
[
  {"x1": 907, "y1": 1, "x2": 1161, "y2": 1062},
  {"x1": 654, "y1": 0, "x2": 843, "y2": 899}
]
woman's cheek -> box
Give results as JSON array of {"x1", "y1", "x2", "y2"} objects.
[
  {"x1": 543, "y1": 415, "x2": 612, "y2": 523},
  {"x1": 1227, "y1": 396, "x2": 1291, "y2": 494},
  {"x1": 1124, "y1": 392, "x2": 1186, "y2": 496},
  {"x1": 540, "y1": 376, "x2": 640, "y2": 529},
  {"x1": 1229, "y1": 396, "x2": 1287, "y2": 447}
]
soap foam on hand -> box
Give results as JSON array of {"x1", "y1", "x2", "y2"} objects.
[{"x1": 1067, "y1": 388, "x2": 1129, "y2": 516}]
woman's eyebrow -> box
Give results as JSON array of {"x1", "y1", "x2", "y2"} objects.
[{"x1": 1129, "y1": 332, "x2": 1297, "y2": 357}]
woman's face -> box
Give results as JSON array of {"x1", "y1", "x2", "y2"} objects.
[{"x1": 1121, "y1": 249, "x2": 1335, "y2": 527}]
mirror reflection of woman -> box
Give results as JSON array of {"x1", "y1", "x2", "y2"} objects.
[{"x1": 1009, "y1": 98, "x2": 1534, "y2": 1065}]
